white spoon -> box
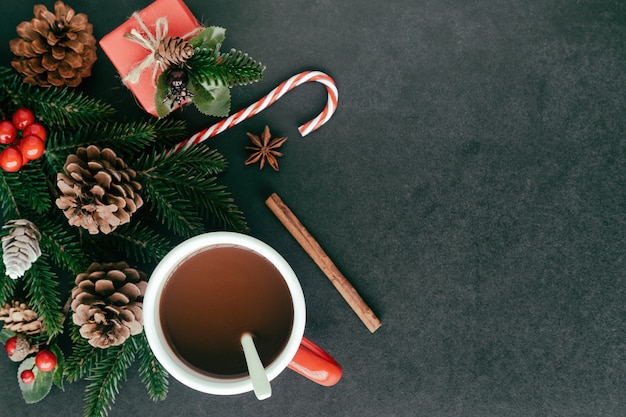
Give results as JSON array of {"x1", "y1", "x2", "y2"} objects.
[{"x1": 241, "y1": 332, "x2": 271, "y2": 400}]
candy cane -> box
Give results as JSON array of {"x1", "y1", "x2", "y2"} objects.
[{"x1": 167, "y1": 70, "x2": 338, "y2": 155}]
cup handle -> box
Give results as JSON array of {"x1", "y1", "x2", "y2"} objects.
[{"x1": 287, "y1": 336, "x2": 342, "y2": 386}]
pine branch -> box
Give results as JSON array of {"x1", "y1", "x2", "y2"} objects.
[
  {"x1": 35, "y1": 211, "x2": 88, "y2": 275},
  {"x1": 141, "y1": 180, "x2": 206, "y2": 238},
  {"x1": 42, "y1": 119, "x2": 188, "y2": 179},
  {"x1": 83, "y1": 342, "x2": 136, "y2": 417},
  {"x1": 189, "y1": 46, "x2": 265, "y2": 88},
  {"x1": 0, "y1": 67, "x2": 115, "y2": 129},
  {"x1": 86, "y1": 221, "x2": 175, "y2": 265},
  {"x1": 0, "y1": 162, "x2": 50, "y2": 219},
  {"x1": 135, "y1": 146, "x2": 237, "y2": 237},
  {"x1": 65, "y1": 326, "x2": 99, "y2": 383},
  {"x1": 0, "y1": 264, "x2": 18, "y2": 305},
  {"x1": 132, "y1": 333, "x2": 169, "y2": 402},
  {"x1": 22, "y1": 255, "x2": 64, "y2": 338},
  {"x1": 135, "y1": 145, "x2": 228, "y2": 177},
  {"x1": 172, "y1": 175, "x2": 248, "y2": 232}
]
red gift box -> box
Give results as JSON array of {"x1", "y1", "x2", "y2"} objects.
[{"x1": 100, "y1": 0, "x2": 201, "y2": 116}]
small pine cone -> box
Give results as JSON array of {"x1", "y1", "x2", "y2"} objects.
[
  {"x1": 71, "y1": 262, "x2": 147, "y2": 349},
  {"x1": 2, "y1": 219, "x2": 42, "y2": 279},
  {"x1": 10, "y1": 1, "x2": 97, "y2": 87},
  {"x1": 0, "y1": 301, "x2": 45, "y2": 336},
  {"x1": 55, "y1": 145, "x2": 143, "y2": 235},
  {"x1": 156, "y1": 36, "x2": 194, "y2": 67},
  {"x1": 8, "y1": 333, "x2": 38, "y2": 362}
]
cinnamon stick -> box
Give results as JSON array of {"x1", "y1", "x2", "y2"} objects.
[{"x1": 265, "y1": 193, "x2": 382, "y2": 333}]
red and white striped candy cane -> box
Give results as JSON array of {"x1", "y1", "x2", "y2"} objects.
[{"x1": 167, "y1": 70, "x2": 338, "y2": 155}]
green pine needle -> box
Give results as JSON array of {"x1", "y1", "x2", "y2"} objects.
[
  {"x1": 136, "y1": 145, "x2": 246, "y2": 235},
  {"x1": 36, "y1": 212, "x2": 87, "y2": 275},
  {"x1": 133, "y1": 333, "x2": 169, "y2": 401},
  {"x1": 0, "y1": 68, "x2": 115, "y2": 129},
  {"x1": 87, "y1": 221, "x2": 175, "y2": 265},
  {"x1": 0, "y1": 264, "x2": 17, "y2": 305},
  {"x1": 64, "y1": 327, "x2": 99, "y2": 383},
  {"x1": 188, "y1": 46, "x2": 265, "y2": 88},
  {"x1": 83, "y1": 343, "x2": 136, "y2": 417},
  {"x1": 0, "y1": 163, "x2": 51, "y2": 220},
  {"x1": 22, "y1": 256, "x2": 64, "y2": 338}
]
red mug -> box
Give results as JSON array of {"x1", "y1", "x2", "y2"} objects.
[{"x1": 143, "y1": 232, "x2": 342, "y2": 397}]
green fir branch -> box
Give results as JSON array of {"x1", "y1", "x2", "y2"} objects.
[
  {"x1": 133, "y1": 333, "x2": 169, "y2": 402},
  {"x1": 22, "y1": 256, "x2": 64, "y2": 338},
  {"x1": 188, "y1": 46, "x2": 265, "y2": 88},
  {"x1": 0, "y1": 163, "x2": 52, "y2": 219},
  {"x1": 0, "y1": 264, "x2": 18, "y2": 305},
  {"x1": 43, "y1": 118, "x2": 188, "y2": 177},
  {"x1": 135, "y1": 146, "x2": 241, "y2": 237},
  {"x1": 172, "y1": 175, "x2": 248, "y2": 232},
  {"x1": 83, "y1": 342, "x2": 136, "y2": 417},
  {"x1": 35, "y1": 212, "x2": 87, "y2": 275},
  {"x1": 86, "y1": 221, "x2": 175, "y2": 265},
  {"x1": 141, "y1": 179, "x2": 206, "y2": 238},
  {"x1": 0, "y1": 67, "x2": 115, "y2": 129},
  {"x1": 135, "y1": 145, "x2": 228, "y2": 177},
  {"x1": 64, "y1": 326, "x2": 99, "y2": 383}
]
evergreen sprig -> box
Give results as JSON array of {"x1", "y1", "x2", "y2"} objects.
[
  {"x1": 22, "y1": 256, "x2": 64, "y2": 339},
  {"x1": 0, "y1": 67, "x2": 115, "y2": 129},
  {"x1": 83, "y1": 343, "x2": 136, "y2": 417},
  {"x1": 133, "y1": 333, "x2": 169, "y2": 402},
  {"x1": 64, "y1": 326, "x2": 99, "y2": 383},
  {"x1": 35, "y1": 211, "x2": 87, "y2": 275},
  {"x1": 86, "y1": 221, "x2": 175, "y2": 265},
  {"x1": 189, "y1": 46, "x2": 266, "y2": 88},
  {"x1": 136, "y1": 145, "x2": 248, "y2": 234}
]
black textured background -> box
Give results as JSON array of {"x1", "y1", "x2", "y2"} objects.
[{"x1": 0, "y1": 1, "x2": 625, "y2": 416}]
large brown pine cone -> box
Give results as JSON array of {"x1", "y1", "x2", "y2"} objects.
[
  {"x1": 55, "y1": 145, "x2": 143, "y2": 235},
  {"x1": 10, "y1": 1, "x2": 97, "y2": 87},
  {"x1": 71, "y1": 262, "x2": 147, "y2": 349}
]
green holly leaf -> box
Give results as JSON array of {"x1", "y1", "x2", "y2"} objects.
[
  {"x1": 0, "y1": 328, "x2": 16, "y2": 344},
  {"x1": 49, "y1": 344, "x2": 65, "y2": 391},
  {"x1": 191, "y1": 80, "x2": 231, "y2": 117},
  {"x1": 189, "y1": 26, "x2": 226, "y2": 50},
  {"x1": 18, "y1": 357, "x2": 54, "y2": 404},
  {"x1": 154, "y1": 71, "x2": 172, "y2": 118}
]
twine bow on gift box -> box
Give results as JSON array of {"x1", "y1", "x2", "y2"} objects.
[{"x1": 122, "y1": 12, "x2": 201, "y2": 86}]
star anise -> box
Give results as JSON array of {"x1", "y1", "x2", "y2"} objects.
[{"x1": 245, "y1": 125, "x2": 287, "y2": 171}]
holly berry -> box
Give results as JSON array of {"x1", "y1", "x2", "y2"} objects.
[
  {"x1": 5, "y1": 336, "x2": 17, "y2": 356},
  {"x1": 35, "y1": 349, "x2": 56, "y2": 372},
  {"x1": 12, "y1": 108, "x2": 35, "y2": 131},
  {"x1": 19, "y1": 134, "x2": 45, "y2": 160},
  {"x1": 0, "y1": 146, "x2": 24, "y2": 172},
  {"x1": 20, "y1": 369, "x2": 35, "y2": 384},
  {"x1": 22, "y1": 122, "x2": 47, "y2": 141},
  {"x1": 0, "y1": 120, "x2": 17, "y2": 145}
]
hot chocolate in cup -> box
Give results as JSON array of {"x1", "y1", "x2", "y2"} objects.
[{"x1": 143, "y1": 232, "x2": 342, "y2": 396}]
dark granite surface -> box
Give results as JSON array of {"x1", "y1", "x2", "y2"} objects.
[{"x1": 0, "y1": 0, "x2": 625, "y2": 416}]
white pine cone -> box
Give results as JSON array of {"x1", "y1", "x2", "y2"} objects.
[{"x1": 2, "y1": 219, "x2": 42, "y2": 279}]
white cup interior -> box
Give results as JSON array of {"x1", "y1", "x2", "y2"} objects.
[{"x1": 143, "y1": 232, "x2": 306, "y2": 395}]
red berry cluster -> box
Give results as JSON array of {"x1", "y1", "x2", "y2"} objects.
[
  {"x1": 5, "y1": 336, "x2": 57, "y2": 384},
  {"x1": 0, "y1": 108, "x2": 47, "y2": 172}
]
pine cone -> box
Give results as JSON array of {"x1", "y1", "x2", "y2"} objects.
[
  {"x1": 55, "y1": 145, "x2": 143, "y2": 235},
  {"x1": 156, "y1": 36, "x2": 194, "y2": 68},
  {"x1": 2, "y1": 219, "x2": 42, "y2": 279},
  {"x1": 0, "y1": 301, "x2": 45, "y2": 336},
  {"x1": 7, "y1": 333, "x2": 38, "y2": 362},
  {"x1": 71, "y1": 262, "x2": 147, "y2": 349},
  {"x1": 10, "y1": 1, "x2": 97, "y2": 87}
]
